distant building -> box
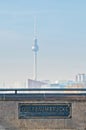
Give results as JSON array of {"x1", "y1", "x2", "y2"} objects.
[
  {"x1": 76, "y1": 74, "x2": 86, "y2": 83},
  {"x1": 49, "y1": 80, "x2": 75, "y2": 88},
  {"x1": 27, "y1": 79, "x2": 47, "y2": 88}
]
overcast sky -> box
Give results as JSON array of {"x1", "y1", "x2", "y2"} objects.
[{"x1": 0, "y1": 0, "x2": 86, "y2": 82}]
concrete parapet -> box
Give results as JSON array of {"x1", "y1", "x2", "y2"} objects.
[{"x1": 0, "y1": 93, "x2": 85, "y2": 130}]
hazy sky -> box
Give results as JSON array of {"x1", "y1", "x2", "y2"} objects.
[{"x1": 0, "y1": 0, "x2": 86, "y2": 82}]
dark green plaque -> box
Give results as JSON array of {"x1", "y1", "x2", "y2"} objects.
[{"x1": 18, "y1": 103, "x2": 72, "y2": 119}]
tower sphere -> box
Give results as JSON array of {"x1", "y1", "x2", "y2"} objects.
[{"x1": 32, "y1": 39, "x2": 39, "y2": 52}]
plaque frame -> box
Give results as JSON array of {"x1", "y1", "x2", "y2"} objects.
[{"x1": 18, "y1": 103, "x2": 72, "y2": 119}]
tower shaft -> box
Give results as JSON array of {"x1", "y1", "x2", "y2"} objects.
[
  {"x1": 34, "y1": 52, "x2": 37, "y2": 80},
  {"x1": 32, "y1": 17, "x2": 39, "y2": 81}
]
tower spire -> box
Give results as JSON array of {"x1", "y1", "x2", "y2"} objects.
[
  {"x1": 32, "y1": 17, "x2": 39, "y2": 80},
  {"x1": 34, "y1": 16, "x2": 37, "y2": 38}
]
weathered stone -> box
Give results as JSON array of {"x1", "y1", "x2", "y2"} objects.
[{"x1": 0, "y1": 94, "x2": 85, "y2": 130}]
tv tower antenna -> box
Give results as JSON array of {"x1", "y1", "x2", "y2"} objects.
[{"x1": 32, "y1": 17, "x2": 39, "y2": 80}]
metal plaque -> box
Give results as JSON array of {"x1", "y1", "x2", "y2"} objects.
[{"x1": 18, "y1": 103, "x2": 72, "y2": 119}]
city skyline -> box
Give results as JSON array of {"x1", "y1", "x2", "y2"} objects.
[{"x1": 0, "y1": 0, "x2": 86, "y2": 82}]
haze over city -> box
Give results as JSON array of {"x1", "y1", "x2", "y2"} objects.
[{"x1": 0, "y1": 0, "x2": 86, "y2": 83}]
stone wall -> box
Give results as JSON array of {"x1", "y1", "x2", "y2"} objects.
[{"x1": 0, "y1": 95, "x2": 86, "y2": 130}]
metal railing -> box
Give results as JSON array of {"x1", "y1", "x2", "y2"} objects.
[
  {"x1": 0, "y1": 88, "x2": 85, "y2": 101},
  {"x1": 0, "y1": 88, "x2": 85, "y2": 94}
]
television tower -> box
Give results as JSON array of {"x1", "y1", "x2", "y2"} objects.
[{"x1": 32, "y1": 18, "x2": 39, "y2": 80}]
